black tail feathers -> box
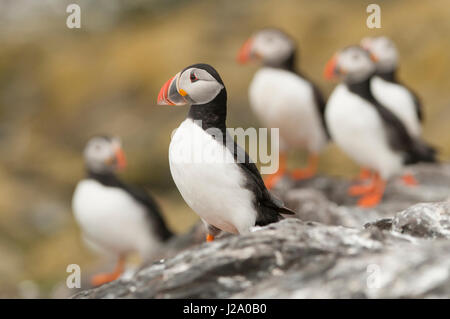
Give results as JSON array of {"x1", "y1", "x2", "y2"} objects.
[{"x1": 405, "y1": 139, "x2": 439, "y2": 165}]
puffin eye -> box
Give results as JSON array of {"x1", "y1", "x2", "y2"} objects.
[{"x1": 190, "y1": 71, "x2": 198, "y2": 83}]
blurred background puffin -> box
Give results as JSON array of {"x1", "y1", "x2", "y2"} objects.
[
  {"x1": 72, "y1": 136, "x2": 173, "y2": 286},
  {"x1": 324, "y1": 46, "x2": 437, "y2": 208},
  {"x1": 237, "y1": 28, "x2": 329, "y2": 189},
  {"x1": 361, "y1": 36, "x2": 438, "y2": 185}
]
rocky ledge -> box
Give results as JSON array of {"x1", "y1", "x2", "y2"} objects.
[{"x1": 74, "y1": 164, "x2": 450, "y2": 299}]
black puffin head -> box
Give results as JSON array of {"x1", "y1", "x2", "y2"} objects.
[
  {"x1": 324, "y1": 45, "x2": 377, "y2": 84},
  {"x1": 237, "y1": 28, "x2": 296, "y2": 70},
  {"x1": 157, "y1": 63, "x2": 226, "y2": 107},
  {"x1": 83, "y1": 135, "x2": 127, "y2": 174}
]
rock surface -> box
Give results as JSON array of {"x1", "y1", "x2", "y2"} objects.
[{"x1": 74, "y1": 164, "x2": 450, "y2": 299}]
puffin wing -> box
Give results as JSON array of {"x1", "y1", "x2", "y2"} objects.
[
  {"x1": 410, "y1": 90, "x2": 423, "y2": 122},
  {"x1": 123, "y1": 184, "x2": 173, "y2": 241},
  {"x1": 380, "y1": 73, "x2": 424, "y2": 123},
  {"x1": 395, "y1": 81, "x2": 439, "y2": 159},
  {"x1": 224, "y1": 131, "x2": 295, "y2": 225},
  {"x1": 397, "y1": 79, "x2": 424, "y2": 122},
  {"x1": 368, "y1": 96, "x2": 436, "y2": 164}
]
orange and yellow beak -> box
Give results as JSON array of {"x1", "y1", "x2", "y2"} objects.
[
  {"x1": 369, "y1": 52, "x2": 378, "y2": 63},
  {"x1": 114, "y1": 147, "x2": 127, "y2": 170},
  {"x1": 237, "y1": 38, "x2": 254, "y2": 64},
  {"x1": 323, "y1": 54, "x2": 341, "y2": 80},
  {"x1": 157, "y1": 72, "x2": 188, "y2": 106}
]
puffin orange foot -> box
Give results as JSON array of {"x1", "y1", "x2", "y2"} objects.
[
  {"x1": 91, "y1": 272, "x2": 122, "y2": 286},
  {"x1": 356, "y1": 173, "x2": 385, "y2": 208},
  {"x1": 291, "y1": 168, "x2": 316, "y2": 180},
  {"x1": 358, "y1": 168, "x2": 373, "y2": 181},
  {"x1": 348, "y1": 183, "x2": 375, "y2": 196},
  {"x1": 264, "y1": 152, "x2": 287, "y2": 190},
  {"x1": 291, "y1": 154, "x2": 319, "y2": 181},
  {"x1": 206, "y1": 234, "x2": 215, "y2": 242},
  {"x1": 357, "y1": 191, "x2": 383, "y2": 208},
  {"x1": 402, "y1": 174, "x2": 418, "y2": 187},
  {"x1": 91, "y1": 257, "x2": 125, "y2": 287}
]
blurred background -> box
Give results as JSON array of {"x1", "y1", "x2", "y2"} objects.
[{"x1": 0, "y1": 0, "x2": 448, "y2": 298}]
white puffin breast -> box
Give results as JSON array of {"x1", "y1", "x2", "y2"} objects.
[
  {"x1": 249, "y1": 67, "x2": 327, "y2": 153},
  {"x1": 169, "y1": 118, "x2": 257, "y2": 234},
  {"x1": 325, "y1": 84, "x2": 403, "y2": 179},
  {"x1": 371, "y1": 76, "x2": 421, "y2": 137},
  {"x1": 72, "y1": 180, "x2": 160, "y2": 260}
]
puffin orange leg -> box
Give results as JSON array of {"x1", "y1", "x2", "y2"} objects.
[
  {"x1": 291, "y1": 153, "x2": 319, "y2": 180},
  {"x1": 358, "y1": 168, "x2": 372, "y2": 180},
  {"x1": 91, "y1": 256, "x2": 125, "y2": 287},
  {"x1": 348, "y1": 170, "x2": 375, "y2": 196},
  {"x1": 348, "y1": 182, "x2": 375, "y2": 196},
  {"x1": 264, "y1": 152, "x2": 287, "y2": 190},
  {"x1": 402, "y1": 174, "x2": 418, "y2": 187},
  {"x1": 206, "y1": 234, "x2": 215, "y2": 242},
  {"x1": 357, "y1": 174, "x2": 386, "y2": 208}
]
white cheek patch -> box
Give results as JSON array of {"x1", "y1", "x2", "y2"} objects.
[
  {"x1": 178, "y1": 68, "x2": 224, "y2": 104},
  {"x1": 189, "y1": 81, "x2": 224, "y2": 104},
  {"x1": 252, "y1": 30, "x2": 293, "y2": 64}
]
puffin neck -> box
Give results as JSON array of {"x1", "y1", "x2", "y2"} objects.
[
  {"x1": 376, "y1": 69, "x2": 397, "y2": 83},
  {"x1": 346, "y1": 75, "x2": 374, "y2": 101},
  {"x1": 87, "y1": 169, "x2": 121, "y2": 187},
  {"x1": 187, "y1": 89, "x2": 227, "y2": 135},
  {"x1": 264, "y1": 50, "x2": 297, "y2": 73}
]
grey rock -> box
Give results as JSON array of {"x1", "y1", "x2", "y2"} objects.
[
  {"x1": 73, "y1": 163, "x2": 450, "y2": 299},
  {"x1": 235, "y1": 238, "x2": 450, "y2": 299},
  {"x1": 281, "y1": 163, "x2": 450, "y2": 228},
  {"x1": 364, "y1": 201, "x2": 450, "y2": 239}
]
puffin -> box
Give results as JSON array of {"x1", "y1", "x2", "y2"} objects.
[
  {"x1": 157, "y1": 63, "x2": 294, "y2": 241},
  {"x1": 360, "y1": 36, "x2": 437, "y2": 184},
  {"x1": 323, "y1": 46, "x2": 436, "y2": 208},
  {"x1": 72, "y1": 136, "x2": 173, "y2": 286},
  {"x1": 237, "y1": 28, "x2": 329, "y2": 189}
]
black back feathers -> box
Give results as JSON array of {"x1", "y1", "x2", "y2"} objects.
[
  {"x1": 347, "y1": 78, "x2": 437, "y2": 164},
  {"x1": 87, "y1": 170, "x2": 174, "y2": 242}
]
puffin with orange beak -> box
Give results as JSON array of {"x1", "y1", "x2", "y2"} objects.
[
  {"x1": 324, "y1": 46, "x2": 436, "y2": 208},
  {"x1": 360, "y1": 36, "x2": 426, "y2": 137},
  {"x1": 360, "y1": 36, "x2": 437, "y2": 185},
  {"x1": 237, "y1": 28, "x2": 329, "y2": 189},
  {"x1": 72, "y1": 136, "x2": 173, "y2": 286},
  {"x1": 158, "y1": 63, "x2": 294, "y2": 241}
]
